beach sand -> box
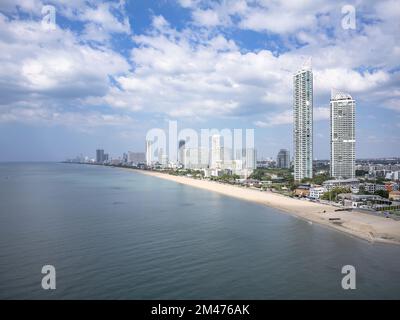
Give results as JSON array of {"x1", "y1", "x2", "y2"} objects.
[{"x1": 131, "y1": 169, "x2": 400, "y2": 245}]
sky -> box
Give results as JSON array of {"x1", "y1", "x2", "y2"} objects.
[{"x1": 0, "y1": 0, "x2": 399, "y2": 161}]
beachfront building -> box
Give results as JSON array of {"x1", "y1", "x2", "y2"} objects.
[
  {"x1": 211, "y1": 135, "x2": 222, "y2": 169},
  {"x1": 293, "y1": 60, "x2": 313, "y2": 181},
  {"x1": 322, "y1": 178, "x2": 359, "y2": 192},
  {"x1": 128, "y1": 151, "x2": 145, "y2": 165},
  {"x1": 294, "y1": 184, "x2": 311, "y2": 197},
  {"x1": 330, "y1": 90, "x2": 356, "y2": 179},
  {"x1": 277, "y1": 149, "x2": 290, "y2": 169},
  {"x1": 96, "y1": 149, "x2": 105, "y2": 163},
  {"x1": 309, "y1": 186, "x2": 327, "y2": 199},
  {"x1": 145, "y1": 140, "x2": 153, "y2": 166},
  {"x1": 245, "y1": 148, "x2": 257, "y2": 170},
  {"x1": 339, "y1": 194, "x2": 397, "y2": 210},
  {"x1": 178, "y1": 140, "x2": 186, "y2": 166}
]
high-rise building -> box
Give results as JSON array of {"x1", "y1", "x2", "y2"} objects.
[
  {"x1": 178, "y1": 140, "x2": 185, "y2": 165},
  {"x1": 330, "y1": 90, "x2": 356, "y2": 179},
  {"x1": 96, "y1": 149, "x2": 104, "y2": 163},
  {"x1": 128, "y1": 151, "x2": 145, "y2": 164},
  {"x1": 277, "y1": 149, "x2": 290, "y2": 169},
  {"x1": 293, "y1": 61, "x2": 313, "y2": 181},
  {"x1": 211, "y1": 135, "x2": 222, "y2": 169},
  {"x1": 245, "y1": 148, "x2": 257, "y2": 169},
  {"x1": 146, "y1": 140, "x2": 153, "y2": 166}
]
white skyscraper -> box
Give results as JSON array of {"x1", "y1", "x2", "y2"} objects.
[
  {"x1": 293, "y1": 61, "x2": 313, "y2": 181},
  {"x1": 178, "y1": 140, "x2": 185, "y2": 165},
  {"x1": 245, "y1": 148, "x2": 257, "y2": 170},
  {"x1": 211, "y1": 135, "x2": 222, "y2": 169},
  {"x1": 145, "y1": 140, "x2": 153, "y2": 166},
  {"x1": 330, "y1": 90, "x2": 356, "y2": 179}
]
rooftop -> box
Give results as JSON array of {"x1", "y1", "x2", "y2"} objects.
[{"x1": 331, "y1": 89, "x2": 353, "y2": 100}]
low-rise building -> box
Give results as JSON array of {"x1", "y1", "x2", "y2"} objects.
[
  {"x1": 375, "y1": 184, "x2": 387, "y2": 191},
  {"x1": 309, "y1": 186, "x2": 327, "y2": 199},
  {"x1": 339, "y1": 194, "x2": 393, "y2": 209},
  {"x1": 294, "y1": 184, "x2": 310, "y2": 197},
  {"x1": 322, "y1": 178, "x2": 359, "y2": 191},
  {"x1": 389, "y1": 191, "x2": 400, "y2": 201},
  {"x1": 211, "y1": 168, "x2": 223, "y2": 177},
  {"x1": 362, "y1": 183, "x2": 376, "y2": 193}
]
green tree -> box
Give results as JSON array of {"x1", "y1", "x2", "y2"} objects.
[
  {"x1": 321, "y1": 187, "x2": 351, "y2": 201},
  {"x1": 249, "y1": 169, "x2": 265, "y2": 181},
  {"x1": 312, "y1": 174, "x2": 332, "y2": 185},
  {"x1": 356, "y1": 169, "x2": 368, "y2": 177},
  {"x1": 374, "y1": 189, "x2": 389, "y2": 198}
]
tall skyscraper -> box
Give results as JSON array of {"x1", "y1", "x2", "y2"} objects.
[
  {"x1": 293, "y1": 61, "x2": 313, "y2": 181},
  {"x1": 330, "y1": 90, "x2": 356, "y2": 179},
  {"x1": 178, "y1": 140, "x2": 185, "y2": 165},
  {"x1": 211, "y1": 135, "x2": 222, "y2": 169},
  {"x1": 277, "y1": 149, "x2": 290, "y2": 169},
  {"x1": 145, "y1": 140, "x2": 153, "y2": 166},
  {"x1": 96, "y1": 149, "x2": 104, "y2": 163},
  {"x1": 245, "y1": 148, "x2": 257, "y2": 170}
]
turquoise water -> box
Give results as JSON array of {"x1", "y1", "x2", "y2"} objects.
[{"x1": 0, "y1": 162, "x2": 399, "y2": 299}]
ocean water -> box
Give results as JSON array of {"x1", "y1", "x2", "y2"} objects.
[{"x1": 0, "y1": 162, "x2": 399, "y2": 299}]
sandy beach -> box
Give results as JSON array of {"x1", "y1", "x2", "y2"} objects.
[{"x1": 131, "y1": 169, "x2": 400, "y2": 245}]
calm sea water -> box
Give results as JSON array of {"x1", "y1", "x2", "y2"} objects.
[{"x1": 0, "y1": 162, "x2": 399, "y2": 299}]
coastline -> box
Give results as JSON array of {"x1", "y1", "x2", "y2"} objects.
[{"x1": 129, "y1": 168, "x2": 400, "y2": 245}]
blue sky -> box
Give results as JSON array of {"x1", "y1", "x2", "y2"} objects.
[{"x1": 0, "y1": 0, "x2": 399, "y2": 161}]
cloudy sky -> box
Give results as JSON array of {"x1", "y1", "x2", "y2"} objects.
[{"x1": 0, "y1": 0, "x2": 399, "y2": 161}]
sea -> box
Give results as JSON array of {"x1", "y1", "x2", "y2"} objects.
[{"x1": 0, "y1": 162, "x2": 399, "y2": 299}]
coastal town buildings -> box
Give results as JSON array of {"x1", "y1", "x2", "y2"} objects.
[
  {"x1": 128, "y1": 152, "x2": 145, "y2": 165},
  {"x1": 276, "y1": 149, "x2": 290, "y2": 169},
  {"x1": 322, "y1": 178, "x2": 359, "y2": 192}
]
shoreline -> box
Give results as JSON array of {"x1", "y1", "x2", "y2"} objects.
[{"x1": 128, "y1": 168, "x2": 400, "y2": 245}]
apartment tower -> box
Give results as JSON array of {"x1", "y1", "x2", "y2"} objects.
[
  {"x1": 330, "y1": 90, "x2": 356, "y2": 179},
  {"x1": 293, "y1": 60, "x2": 313, "y2": 181}
]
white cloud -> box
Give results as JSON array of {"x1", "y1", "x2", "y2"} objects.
[
  {"x1": 79, "y1": 2, "x2": 131, "y2": 34},
  {"x1": 254, "y1": 109, "x2": 292, "y2": 127},
  {"x1": 0, "y1": 1, "x2": 399, "y2": 130},
  {"x1": 0, "y1": 107, "x2": 134, "y2": 126},
  {"x1": 315, "y1": 68, "x2": 390, "y2": 93},
  {"x1": 254, "y1": 107, "x2": 329, "y2": 127},
  {"x1": 180, "y1": 0, "x2": 335, "y2": 34},
  {"x1": 192, "y1": 9, "x2": 221, "y2": 26},
  {"x1": 0, "y1": 11, "x2": 131, "y2": 129}
]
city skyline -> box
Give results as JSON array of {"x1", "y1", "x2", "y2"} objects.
[{"x1": 0, "y1": 1, "x2": 399, "y2": 161}]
